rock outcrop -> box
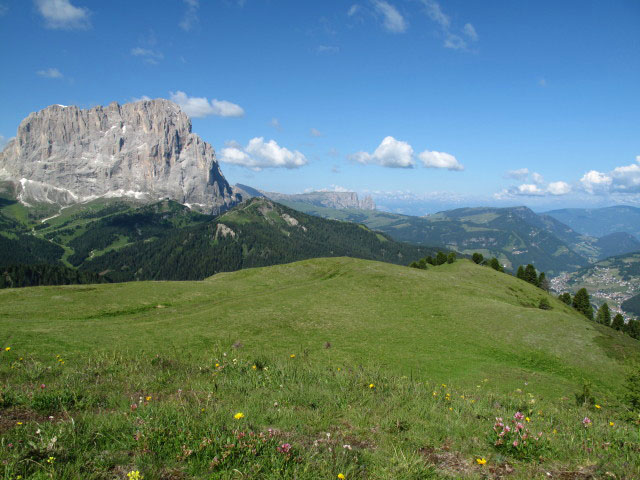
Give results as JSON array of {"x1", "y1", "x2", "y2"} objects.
[
  {"x1": 260, "y1": 190, "x2": 376, "y2": 210},
  {"x1": 0, "y1": 99, "x2": 238, "y2": 214}
]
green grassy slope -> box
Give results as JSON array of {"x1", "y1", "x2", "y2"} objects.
[
  {"x1": 2, "y1": 258, "x2": 639, "y2": 479},
  {"x1": 2, "y1": 258, "x2": 636, "y2": 396}
]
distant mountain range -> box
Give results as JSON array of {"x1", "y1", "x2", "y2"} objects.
[
  {"x1": 544, "y1": 206, "x2": 640, "y2": 240},
  {"x1": 267, "y1": 198, "x2": 640, "y2": 275},
  {"x1": 259, "y1": 188, "x2": 375, "y2": 210}
]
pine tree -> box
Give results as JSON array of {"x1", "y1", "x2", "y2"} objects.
[
  {"x1": 538, "y1": 272, "x2": 549, "y2": 292},
  {"x1": 572, "y1": 288, "x2": 594, "y2": 320},
  {"x1": 523, "y1": 264, "x2": 538, "y2": 286},
  {"x1": 447, "y1": 252, "x2": 456, "y2": 264},
  {"x1": 472, "y1": 252, "x2": 484, "y2": 264},
  {"x1": 595, "y1": 303, "x2": 612, "y2": 326},
  {"x1": 435, "y1": 251, "x2": 448, "y2": 265},
  {"x1": 611, "y1": 313, "x2": 625, "y2": 331},
  {"x1": 489, "y1": 257, "x2": 503, "y2": 272},
  {"x1": 558, "y1": 292, "x2": 572, "y2": 305},
  {"x1": 516, "y1": 265, "x2": 525, "y2": 280}
]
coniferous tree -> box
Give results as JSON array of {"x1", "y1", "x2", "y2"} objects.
[
  {"x1": 611, "y1": 313, "x2": 625, "y2": 331},
  {"x1": 488, "y1": 257, "x2": 503, "y2": 272},
  {"x1": 538, "y1": 272, "x2": 549, "y2": 292},
  {"x1": 447, "y1": 252, "x2": 456, "y2": 264},
  {"x1": 435, "y1": 251, "x2": 448, "y2": 266},
  {"x1": 572, "y1": 288, "x2": 594, "y2": 320},
  {"x1": 524, "y1": 264, "x2": 539, "y2": 286},
  {"x1": 417, "y1": 258, "x2": 428, "y2": 270},
  {"x1": 623, "y1": 319, "x2": 640, "y2": 339},
  {"x1": 472, "y1": 252, "x2": 484, "y2": 264},
  {"x1": 425, "y1": 256, "x2": 435, "y2": 266},
  {"x1": 516, "y1": 265, "x2": 525, "y2": 280},
  {"x1": 558, "y1": 292, "x2": 572, "y2": 305},
  {"x1": 595, "y1": 303, "x2": 612, "y2": 326}
]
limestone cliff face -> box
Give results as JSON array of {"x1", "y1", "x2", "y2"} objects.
[
  {"x1": 0, "y1": 99, "x2": 238, "y2": 213},
  {"x1": 261, "y1": 190, "x2": 376, "y2": 210}
]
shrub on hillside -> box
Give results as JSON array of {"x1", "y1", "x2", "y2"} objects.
[
  {"x1": 447, "y1": 252, "x2": 456, "y2": 264},
  {"x1": 538, "y1": 298, "x2": 552, "y2": 310},
  {"x1": 488, "y1": 258, "x2": 503, "y2": 272},
  {"x1": 625, "y1": 371, "x2": 640, "y2": 413},
  {"x1": 472, "y1": 252, "x2": 484, "y2": 264}
]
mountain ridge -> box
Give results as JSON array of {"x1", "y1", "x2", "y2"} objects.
[{"x1": 0, "y1": 99, "x2": 238, "y2": 214}]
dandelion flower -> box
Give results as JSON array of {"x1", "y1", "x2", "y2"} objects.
[
  {"x1": 215, "y1": 363, "x2": 220, "y2": 368},
  {"x1": 16, "y1": 421, "x2": 23, "y2": 425},
  {"x1": 338, "y1": 474, "x2": 346, "y2": 479},
  {"x1": 290, "y1": 354, "x2": 296, "y2": 358},
  {"x1": 609, "y1": 421, "x2": 614, "y2": 426},
  {"x1": 476, "y1": 457, "x2": 487, "y2": 465},
  {"x1": 525, "y1": 417, "x2": 531, "y2": 422},
  {"x1": 234, "y1": 412, "x2": 245, "y2": 420},
  {"x1": 595, "y1": 404, "x2": 601, "y2": 409},
  {"x1": 4, "y1": 347, "x2": 10, "y2": 351},
  {"x1": 145, "y1": 396, "x2": 151, "y2": 402},
  {"x1": 369, "y1": 383, "x2": 375, "y2": 389},
  {"x1": 252, "y1": 365, "x2": 257, "y2": 370}
]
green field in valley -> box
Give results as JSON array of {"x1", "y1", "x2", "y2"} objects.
[{"x1": 1, "y1": 258, "x2": 639, "y2": 479}]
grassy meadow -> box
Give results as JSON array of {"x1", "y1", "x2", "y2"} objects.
[{"x1": 1, "y1": 258, "x2": 639, "y2": 479}]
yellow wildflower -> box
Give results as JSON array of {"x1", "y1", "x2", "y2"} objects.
[
  {"x1": 16, "y1": 421, "x2": 23, "y2": 425},
  {"x1": 476, "y1": 457, "x2": 487, "y2": 465},
  {"x1": 369, "y1": 383, "x2": 375, "y2": 389},
  {"x1": 290, "y1": 354, "x2": 296, "y2": 358},
  {"x1": 525, "y1": 417, "x2": 530, "y2": 422},
  {"x1": 127, "y1": 471, "x2": 143, "y2": 480},
  {"x1": 215, "y1": 363, "x2": 220, "y2": 368},
  {"x1": 441, "y1": 384, "x2": 446, "y2": 388},
  {"x1": 234, "y1": 412, "x2": 245, "y2": 420},
  {"x1": 4, "y1": 347, "x2": 10, "y2": 352},
  {"x1": 609, "y1": 421, "x2": 614, "y2": 426},
  {"x1": 47, "y1": 456, "x2": 55, "y2": 464},
  {"x1": 252, "y1": 365, "x2": 257, "y2": 370},
  {"x1": 338, "y1": 474, "x2": 346, "y2": 480},
  {"x1": 595, "y1": 404, "x2": 601, "y2": 409}
]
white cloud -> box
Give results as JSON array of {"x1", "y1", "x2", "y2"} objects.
[
  {"x1": 505, "y1": 168, "x2": 529, "y2": 180},
  {"x1": 179, "y1": 0, "x2": 199, "y2": 32},
  {"x1": 269, "y1": 118, "x2": 282, "y2": 131},
  {"x1": 352, "y1": 136, "x2": 414, "y2": 168},
  {"x1": 531, "y1": 172, "x2": 544, "y2": 184},
  {"x1": 418, "y1": 149, "x2": 463, "y2": 171},
  {"x1": 132, "y1": 95, "x2": 152, "y2": 102},
  {"x1": 317, "y1": 45, "x2": 339, "y2": 54},
  {"x1": 610, "y1": 156, "x2": 640, "y2": 193},
  {"x1": 310, "y1": 128, "x2": 323, "y2": 137},
  {"x1": 517, "y1": 184, "x2": 545, "y2": 196},
  {"x1": 220, "y1": 137, "x2": 308, "y2": 170},
  {"x1": 348, "y1": 4, "x2": 360, "y2": 16},
  {"x1": 371, "y1": 0, "x2": 407, "y2": 33},
  {"x1": 463, "y1": 23, "x2": 478, "y2": 41},
  {"x1": 36, "y1": 67, "x2": 63, "y2": 79},
  {"x1": 35, "y1": 0, "x2": 90, "y2": 29},
  {"x1": 419, "y1": 0, "x2": 476, "y2": 51},
  {"x1": 547, "y1": 181, "x2": 571, "y2": 195},
  {"x1": 169, "y1": 91, "x2": 245, "y2": 118},
  {"x1": 580, "y1": 170, "x2": 613, "y2": 194},
  {"x1": 308, "y1": 185, "x2": 350, "y2": 193},
  {"x1": 131, "y1": 47, "x2": 164, "y2": 65}
]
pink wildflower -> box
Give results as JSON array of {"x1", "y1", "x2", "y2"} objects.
[
  {"x1": 514, "y1": 412, "x2": 525, "y2": 420},
  {"x1": 512, "y1": 440, "x2": 519, "y2": 447},
  {"x1": 582, "y1": 417, "x2": 592, "y2": 427},
  {"x1": 277, "y1": 443, "x2": 292, "y2": 454}
]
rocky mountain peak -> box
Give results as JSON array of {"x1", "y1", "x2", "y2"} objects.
[{"x1": 0, "y1": 99, "x2": 238, "y2": 214}]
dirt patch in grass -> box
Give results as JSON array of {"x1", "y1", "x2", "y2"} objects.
[{"x1": 0, "y1": 406, "x2": 62, "y2": 434}]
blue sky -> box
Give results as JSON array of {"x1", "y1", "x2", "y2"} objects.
[{"x1": 0, "y1": 0, "x2": 639, "y2": 214}]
